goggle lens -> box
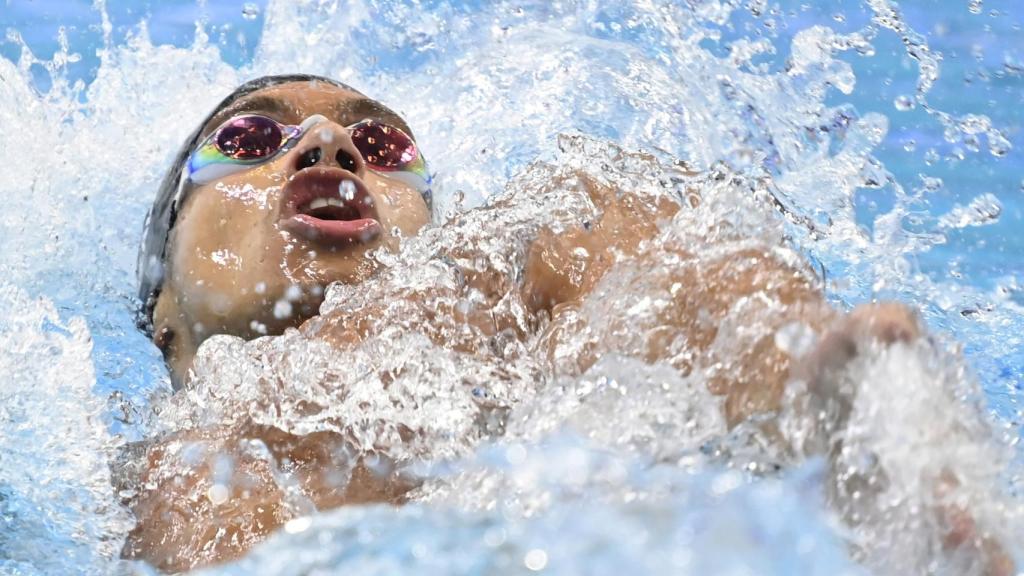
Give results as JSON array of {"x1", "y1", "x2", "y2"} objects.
[
  {"x1": 188, "y1": 115, "x2": 430, "y2": 197},
  {"x1": 215, "y1": 115, "x2": 285, "y2": 160},
  {"x1": 349, "y1": 120, "x2": 418, "y2": 171}
]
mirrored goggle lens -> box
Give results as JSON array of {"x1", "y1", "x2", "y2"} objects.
[
  {"x1": 215, "y1": 115, "x2": 286, "y2": 159},
  {"x1": 188, "y1": 115, "x2": 430, "y2": 194},
  {"x1": 349, "y1": 120, "x2": 418, "y2": 171}
]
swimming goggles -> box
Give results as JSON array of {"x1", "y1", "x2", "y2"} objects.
[{"x1": 185, "y1": 113, "x2": 431, "y2": 196}]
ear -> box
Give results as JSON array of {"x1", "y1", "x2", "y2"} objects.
[{"x1": 152, "y1": 286, "x2": 197, "y2": 391}]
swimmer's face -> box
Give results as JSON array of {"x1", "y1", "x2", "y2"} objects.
[{"x1": 154, "y1": 81, "x2": 431, "y2": 382}]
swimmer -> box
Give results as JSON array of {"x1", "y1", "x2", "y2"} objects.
[{"x1": 124, "y1": 75, "x2": 1013, "y2": 574}]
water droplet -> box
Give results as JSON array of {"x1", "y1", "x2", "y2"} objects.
[
  {"x1": 964, "y1": 134, "x2": 981, "y2": 153},
  {"x1": 919, "y1": 175, "x2": 943, "y2": 192},
  {"x1": 207, "y1": 484, "x2": 229, "y2": 505},
  {"x1": 340, "y1": 180, "x2": 357, "y2": 201},
  {"x1": 284, "y1": 516, "x2": 312, "y2": 534},
  {"x1": 968, "y1": 0, "x2": 983, "y2": 15},
  {"x1": 924, "y1": 148, "x2": 940, "y2": 165},
  {"x1": 273, "y1": 299, "x2": 293, "y2": 319},
  {"x1": 989, "y1": 131, "x2": 1012, "y2": 157},
  {"x1": 832, "y1": 12, "x2": 846, "y2": 22},
  {"x1": 939, "y1": 193, "x2": 1002, "y2": 228},
  {"x1": 241, "y1": 3, "x2": 261, "y2": 20},
  {"x1": 893, "y1": 95, "x2": 915, "y2": 111},
  {"x1": 524, "y1": 549, "x2": 548, "y2": 571},
  {"x1": 773, "y1": 322, "x2": 816, "y2": 357},
  {"x1": 903, "y1": 139, "x2": 917, "y2": 152}
]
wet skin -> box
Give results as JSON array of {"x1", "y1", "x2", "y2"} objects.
[
  {"x1": 131, "y1": 86, "x2": 1013, "y2": 574},
  {"x1": 152, "y1": 82, "x2": 431, "y2": 386}
]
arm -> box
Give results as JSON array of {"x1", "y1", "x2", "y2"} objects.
[
  {"x1": 522, "y1": 174, "x2": 1013, "y2": 575},
  {"x1": 122, "y1": 425, "x2": 411, "y2": 572},
  {"x1": 520, "y1": 174, "x2": 835, "y2": 424}
]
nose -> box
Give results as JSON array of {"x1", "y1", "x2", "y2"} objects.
[{"x1": 292, "y1": 120, "x2": 365, "y2": 175}]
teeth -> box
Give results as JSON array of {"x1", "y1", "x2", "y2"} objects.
[{"x1": 305, "y1": 197, "x2": 358, "y2": 212}]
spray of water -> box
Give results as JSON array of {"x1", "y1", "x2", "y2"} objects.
[{"x1": 0, "y1": 0, "x2": 1020, "y2": 574}]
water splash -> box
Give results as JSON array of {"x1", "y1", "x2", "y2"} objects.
[
  {"x1": 0, "y1": 0, "x2": 1020, "y2": 574},
  {"x1": 0, "y1": 286, "x2": 133, "y2": 574}
]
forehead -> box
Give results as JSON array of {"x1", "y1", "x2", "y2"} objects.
[{"x1": 202, "y1": 81, "x2": 415, "y2": 139}]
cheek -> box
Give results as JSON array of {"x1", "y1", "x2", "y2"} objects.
[
  {"x1": 172, "y1": 182, "x2": 287, "y2": 277},
  {"x1": 366, "y1": 174, "x2": 431, "y2": 235},
  {"x1": 212, "y1": 168, "x2": 287, "y2": 211}
]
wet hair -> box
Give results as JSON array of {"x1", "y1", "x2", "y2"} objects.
[{"x1": 136, "y1": 74, "x2": 368, "y2": 336}]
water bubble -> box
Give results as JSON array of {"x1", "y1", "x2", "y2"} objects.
[
  {"x1": 964, "y1": 134, "x2": 981, "y2": 153},
  {"x1": 989, "y1": 131, "x2": 1012, "y2": 157},
  {"x1": 249, "y1": 320, "x2": 268, "y2": 335},
  {"x1": 254, "y1": 281, "x2": 267, "y2": 295},
  {"x1": 285, "y1": 284, "x2": 302, "y2": 302},
  {"x1": 919, "y1": 175, "x2": 943, "y2": 192},
  {"x1": 524, "y1": 549, "x2": 548, "y2": 571},
  {"x1": 924, "y1": 148, "x2": 940, "y2": 165},
  {"x1": 968, "y1": 0, "x2": 983, "y2": 14},
  {"x1": 893, "y1": 95, "x2": 915, "y2": 111},
  {"x1": 832, "y1": 12, "x2": 846, "y2": 22},
  {"x1": 273, "y1": 299, "x2": 293, "y2": 320},
  {"x1": 340, "y1": 180, "x2": 357, "y2": 201},
  {"x1": 207, "y1": 484, "x2": 229, "y2": 505},
  {"x1": 958, "y1": 113, "x2": 991, "y2": 135},
  {"x1": 939, "y1": 193, "x2": 1002, "y2": 228},
  {"x1": 773, "y1": 322, "x2": 816, "y2": 357},
  {"x1": 903, "y1": 139, "x2": 917, "y2": 152},
  {"x1": 284, "y1": 517, "x2": 312, "y2": 534},
  {"x1": 241, "y1": 3, "x2": 261, "y2": 20}
]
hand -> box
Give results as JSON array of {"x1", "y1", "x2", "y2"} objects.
[{"x1": 785, "y1": 302, "x2": 922, "y2": 455}]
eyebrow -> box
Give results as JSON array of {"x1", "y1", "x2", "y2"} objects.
[
  {"x1": 204, "y1": 95, "x2": 416, "y2": 140},
  {"x1": 202, "y1": 95, "x2": 292, "y2": 136},
  {"x1": 336, "y1": 99, "x2": 415, "y2": 138}
]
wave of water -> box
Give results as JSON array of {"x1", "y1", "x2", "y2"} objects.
[{"x1": 0, "y1": 0, "x2": 1021, "y2": 574}]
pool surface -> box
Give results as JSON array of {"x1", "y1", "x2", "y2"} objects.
[{"x1": 1, "y1": 1, "x2": 1022, "y2": 574}]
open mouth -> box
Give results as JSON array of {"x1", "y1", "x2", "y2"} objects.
[
  {"x1": 301, "y1": 197, "x2": 363, "y2": 222},
  {"x1": 281, "y1": 168, "x2": 382, "y2": 246}
]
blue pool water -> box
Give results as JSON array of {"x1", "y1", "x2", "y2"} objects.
[{"x1": 1, "y1": 1, "x2": 1022, "y2": 574}]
